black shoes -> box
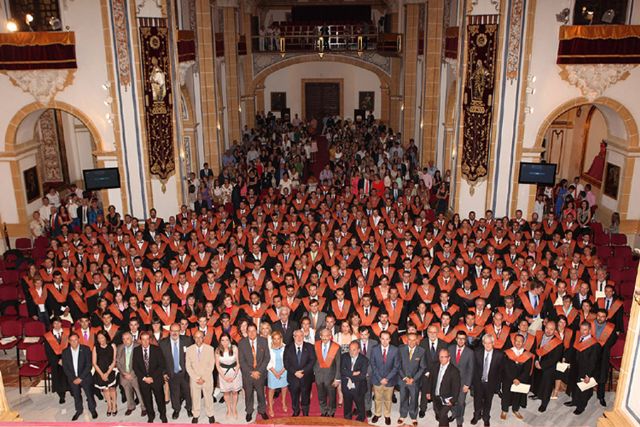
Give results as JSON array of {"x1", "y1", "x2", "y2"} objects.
[
  {"x1": 385, "y1": 417, "x2": 391, "y2": 425},
  {"x1": 367, "y1": 410, "x2": 373, "y2": 417},
  {"x1": 192, "y1": 417, "x2": 198, "y2": 424},
  {"x1": 538, "y1": 404, "x2": 547, "y2": 412},
  {"x1": 600, "y1": 398, "x2": 607, "y2": 407},
  {"x1": 260, "y1": 412, "x2": 269, "y2": 420},
  {"x1": 172, "y1": 411, "x2": 180, "y2": 419},
  {"x1": 564, "y1": 401, "x2": 575, "y2": 407},
  {"x1": 470, "y1": 417, "x2": 479, "y2": 425},
  {"x1": 419, "y1": 410, "x2": 426, "y2": 418},
  {"x1": 160, "y1": 416, "x2": 168, "y2": 423},
  {"x1": 246, "y1": 414, "x2": 253, "y2": 422},
  {"x1": 125, "y1": 409, "x2": 133, "y2": 416},
  {"x1": 448, "y1": 415, "x2": 456, "y2": 422},
  {"x1": 187, "y1": 410, "x2": 193, "y2": 418},
  {"x1": 392, "y1": 394, "x2": 397, "y2": 403},
  {"x1": 372, "y1": 416, "x2": 380, "y2": 423},
  {"x1": 59, "y1": 396, "x2": 65, "y2": 404},
  {"x1": 293, "y1": 411, "x2": 300, "y2": 417},
  {"x1": 71, "y1": 412, "x2": 82, "y2": 421},
  {"x1": 91, "y1": 410, "x2": 98, "y2": 419},
  {"x1": 574, "y1": 408, "x2": 584, "y2": 415},
  {"x1": 209, "y1": 416, "x2": 216, "y2": 423}
]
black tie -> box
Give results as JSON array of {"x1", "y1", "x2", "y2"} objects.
[
  {"x1": 143, "y1": 348, "x2": 149, "y2": 371},
  {"x1": 297, "y1": 347, "x2": 302, "y2": 364},
  {"x1": 431, "y1": 342, "x2": 436, "y2": 358},
  {"x1": 606, "y1": 299, "x2": 611, "y2": 311}
]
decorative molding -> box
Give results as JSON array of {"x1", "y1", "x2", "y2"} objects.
[
  {"x1": 135, "y1": 0, "x2": 164, "y2": 16},
  {"x1": 505, "y1": 0, "x2": 524, "y2": 81},
  {"x1": 559, "y1": 64, "x2": 636, "y2": 101},
  {"x1": 38, "y1": 110, "x2": 63, "y2": 183},
  {"x1": 112, "y1": 0, "x2": 132, "y2": 86},
  {"x1": 178, "y1": 60, "x2": 195, "y2": 86},
  {"x1": 469, "y1": 0, "x2": 500, "y2": 14},
  {"x1": 2, "y1": 69, "x2": 75, "y2": 104},
  {"x1": 253, "y1": 51, "x2": 392, "y2": 77}
]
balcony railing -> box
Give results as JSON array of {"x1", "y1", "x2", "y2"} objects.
[{"x1": 250, "y1": 32, "x2": 401, "y2": 56}]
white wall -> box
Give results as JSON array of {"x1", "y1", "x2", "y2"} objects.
[
  {"x1": 263, "y1": 61, "x2": 382, "y2": 120},
  {"x1": 510, "y1": 0, "x2": 640, "y2": 224}
]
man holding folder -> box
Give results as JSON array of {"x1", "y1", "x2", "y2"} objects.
[
  {"x1": 564, "y1": 322, "x2": 600, "y2": 415},
  {"x1": 500, "y1": 334, "x2": 533, "y2": 420},
  {"x1": 426, "y1": 348, "x2": 461, "y2": 427}
]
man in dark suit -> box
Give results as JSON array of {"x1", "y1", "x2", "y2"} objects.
[
  {"x1": 199, "y1": 162, "x2": 213, "y2": 179},
  {"x1": 238, "y1": 323, "x2": 270, "y2": 422},
  {"x1": 61, "y1": 333, "x2": 97, "y2": 420},
  {"x1": 76, "y1": 199, "x2": 90, "y2": 230},
  {"x1": 132, "y1": 332, "x2": 167, "y2": 423},
  {"x1": 449, "y1": 331, "x2": 474, "y2": 427},
  {"x1": 564, "y1": 321, "x2": 601, "y2": 415},
  {"x1": 398, "y1": 332, "x2": 427, "y2": 426},
  {"x1": 531, "y1": 320, "x2": 563, "y2": 412},
  {"x1": 272, "y1": 306, "x2": 298, "y2": 345},
  {"x1": 283, "y1": 329, "x2": 317, "y2": 416},
  {"x1": 369, "y1": 331, "x2": 400, "y2": 424},
  {"x1": 426, "y1": 348, "x2": 461, "y2": 427},
  {"x1": 340, "y1": 341, "x2": 369, "y2": 421},
  {"x1": 419, "y1": 324, "x2": 448, "y2": 417},
  {"x1": 592, "y1": 309, "x2": 617, "y2": 407},
  {"x1": 359, "y1": 326, "x2": 379, "y2": 417},
  {"x1": 159, "y1": 323, "x2": 193, "y2": 419},
  {"x1": 471, "y1": 334, "x2": 504, "y2": 427}
]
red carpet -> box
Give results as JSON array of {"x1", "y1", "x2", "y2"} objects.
[
  {"x1": 270, "y1": 383, "x2": 324, "y2": 418},
  {"x1": 308, "y1": 136, "x2": 329, "y2": 180}
]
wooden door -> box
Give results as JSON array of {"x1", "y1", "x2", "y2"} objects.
[{"x1": 304, "y1": 82, "x2": 340, "y2": 121}]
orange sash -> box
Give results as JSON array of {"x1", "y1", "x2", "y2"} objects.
[
  {"x1": 315, "y1": 341, "x2": 340, "y2": 369},
  {"x1": 44, "y1": 329, "x2": 69, "y2": 355},
  {"x1": 29, "y1": 287, "x2": 48, "y2": 305},
  {"x1": 46, "y1": 283, "x2": 69, "y2": 303},
  {"x1": 592, "y1": 322, "x2": 616, "y2": 346},
  {"x1": 573, "y1": 335, "x2": 597, "y2": 352},
  {"x1": 536, "y1": 336, "x2": 563, "y2": 357},
  {"x1": 69, "y1": 290, "x2": 88, "y2": 313}
]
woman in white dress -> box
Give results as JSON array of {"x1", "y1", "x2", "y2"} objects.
[{"x1": 215, "y1": 333, "x2": 242, "y2": 419}]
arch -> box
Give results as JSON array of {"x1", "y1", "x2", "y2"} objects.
[
  {"x1": 533, "y1": 97, "x2": 639, "y2": 151},
  {"x1": 248, "y1": 53, "x2": 392, "y2": 96},
  {"x1": 526, "y1": 96, "x2": 639, "y2": 231},
  {"x1": 4, "y1": 101, "x2": 106, "y2": 155}
]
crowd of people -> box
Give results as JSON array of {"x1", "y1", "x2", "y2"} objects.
[{"x1": 15, "y1": 114, "x2": 627, "y2": 427}]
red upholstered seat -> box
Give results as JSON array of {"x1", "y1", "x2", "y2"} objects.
[{"x1": 18, "y1": 343, "x2": 48, "y2": 394}]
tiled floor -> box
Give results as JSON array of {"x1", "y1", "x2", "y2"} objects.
[{"x1": 4, "y1": 380, "x2": 610, "y2": 426}]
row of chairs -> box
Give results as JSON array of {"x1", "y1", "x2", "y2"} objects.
[{"x1": 0, "y1": 319, "x2": 50, "y2": 394}]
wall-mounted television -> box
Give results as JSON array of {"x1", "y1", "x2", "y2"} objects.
[
  {"x1": 518, "y1": 162, "x2": 557, "y2": 186},
  {"x1": 83, "y1": 168, "x2": 121, "y2": 191}
]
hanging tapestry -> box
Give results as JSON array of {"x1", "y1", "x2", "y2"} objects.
[
  {"x1": 38, "y1": 109, "x2": 64, "y2": 183},
  {"x1": 462, "y1": 21, "x2": 498, "y2": 185},
  {"x1": 139, "y1": 23, "x2": 175, "y2": 183}
]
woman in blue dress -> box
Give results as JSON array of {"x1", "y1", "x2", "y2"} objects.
[{"x1": 267, "y1": 330, "x2": 288, "y2": 417}]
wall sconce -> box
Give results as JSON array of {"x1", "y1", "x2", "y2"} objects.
[
  {"x1": 238, "y1": 105, "x2": 242, "y2": 113},
  {"x1": 582, "y1": 6, "x2": 595, "y2": 24},
  {"x1": 279, "y1": 36, "x2": 286, "y2": 58},
  {"x1": 105, "y1": 113, "x2": 113, "y2": 124},
  {"x1": 400, "y1": 103, "x2": 405, "y2": 111},
  {"x1": 104, "y1": 96, "x2": 113, "y2": 106},
  {"x1": 6, "y1": 20, "x2": 18, "y2": 32},
  {"x1": 524, "y1": 106, "x2": 534, "y2": 114},
  {"x1": 102, "y1": 82, "x2": 111, "y2": 91},
  {"x1": 397, "y1": 34, "x2": 402, "y2": 53},
  {"x1": 526, "y1": 87, "x2": 535, "y2": 95},
  {"x1": 25, "y1": 13, "x2": 34, "y2": 31},
  {"x1": 318, "y1": 36, "x2": 325, "y2": 58},
  {"x1": 556, "y1": 8, "x2": 570, "y2": 24},
  {"x1": 357, "y1": 35, "x2": 364, "y2": 57},
  {"x1": 527, "y1": 74, "x2": 536, "y2": 84}
]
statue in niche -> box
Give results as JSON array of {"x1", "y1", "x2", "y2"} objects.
[
  {"x1": 585, "y1": 140, "x2": 607, "y2": 182},
  {"x1": 471, "y1": 59, "x2": 489, "y2": 102}
]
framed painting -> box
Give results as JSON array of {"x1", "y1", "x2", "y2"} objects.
[
  {"x1": 270, "y1": 92, "x2": 287, "y2": 112},
  {"x1": 359, "y1": 91, "x2": 374, "y2": 112},
  {"x1": 603, "y1": 162, "x2": 620, "y2": 199},
  {"x1": 23, "y1": 166, "x2": 40, "y2": 203}
]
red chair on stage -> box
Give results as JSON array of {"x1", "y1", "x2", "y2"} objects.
[
  {"x1": 18, "y1": 343, "x2": 49, "y2": 394},
  {"x1": 0, "y1": 319, "x2": 22, "y2": 355},
  {"x1": 610, "y1": 233, "x2": 627, "y2": 246},
  {"x1": 17, "y1": 320, "x2": 46, "y2": 364},
  {"x1": 14, "y1": 238, "x2": 32, "y2": 257},
  {"x1": 609, "y1": 336, "x2": 626, "y2": 389}
]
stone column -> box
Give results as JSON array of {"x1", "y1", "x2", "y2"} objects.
[
  {"x1": 421, "y1": 0, "x2": 444, "y2": 165},
  {"x1": 195, "y1": 0, "x2": 221, "y2": 171},
  {"x1": 240, "y1": 3, "x2": 256, "y2": 128},
  {"x1": 401, "y1": 3, "x2": 420, "y2": 141},
  {"x1": 222, "y1": 3, "x2": 242, "y2": 144}
]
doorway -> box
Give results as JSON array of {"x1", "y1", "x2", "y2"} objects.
[{"x1": 302, "y1": 79, "x2": 342, "y2": 121}]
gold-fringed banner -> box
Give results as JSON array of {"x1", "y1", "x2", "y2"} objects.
[
  {"x1": 462, "y1": 22, "x2": 498, "y2": 184},
  {"x1": 139, "y1": 24, "x2": 175, "y2": 182}
]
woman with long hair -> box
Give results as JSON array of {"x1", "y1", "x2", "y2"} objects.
[
  {"x1": 215, "y1": 333, "x2": 242, "y2": 419},
  {"x1": 92, "y1": 330, "x2": 118, "y2": 416}
]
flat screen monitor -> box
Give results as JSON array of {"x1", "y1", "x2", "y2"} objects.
[
  {"x1": 83, "y1": 168, "x2": 121, "y2": 191},
  {"x1": 518, "y1": 162, "x2": 557, "y2": 186}
]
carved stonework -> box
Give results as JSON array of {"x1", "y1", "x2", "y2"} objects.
[
  {"x1": 2, "y1": 69, "x2": 75, "y2": 104},
  {"x1": 505, "y1": 0, "x2": 524, "y2": 81},
  {"x1": 559, "y1": 64, "x2": 636, "y2": 101},
  {"x1": 112, "y1": 0, "x2": 132, "y2": 86},
  {"x1": 178, "y1": 60, "x2": 195, "y2": 86},
  {"x1": 135, "y1": 0, "x2": 165, "y2": 16},
  {"x1": 38, "y1": 110, "x2": 63, "y2": 183}
]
